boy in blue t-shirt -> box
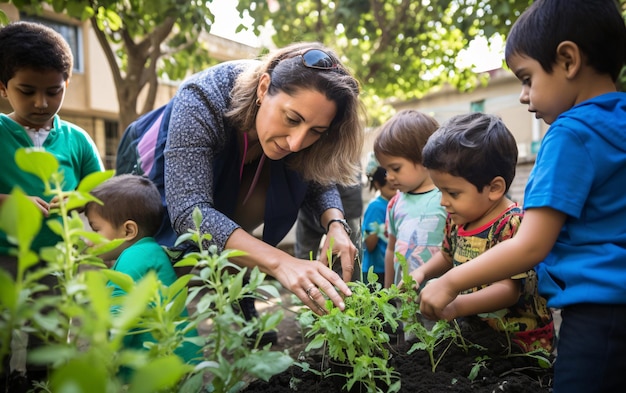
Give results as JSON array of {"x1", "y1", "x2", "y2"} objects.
[{"x1": 419, "y1": 1, "x2": 626, "y2": 391}]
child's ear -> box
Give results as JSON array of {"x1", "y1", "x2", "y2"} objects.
[
  {"x1": 122, "y1": 220, "x2": 139, "y2": 241},
  {"x1": 487, "y1": 176, "x2": 507, "y2": 201},
  {"x1": 555, "y1": 40, "x2": 581, "y2": 78},
  {"x1": 0, "y1": 83, "x2": 7, "y2": 98}
]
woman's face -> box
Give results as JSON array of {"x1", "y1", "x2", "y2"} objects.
[{"x1": 254, "y1": 74, "x2": 337, "y2": 160}]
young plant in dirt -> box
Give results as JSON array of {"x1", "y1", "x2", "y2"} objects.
[
  {"x1": 298, "y1": 268, "x2": 401, "y2": 393},
  {"x1": 478, "y1": 311, "x2": 553, "y2": 369},
  {"x1": 172, "y1": 208, "x2": 293, "y2": 392},
  {"x1": 394, "y1": 253, "x2": 472, "y2": 373},
  {"x1": 1, "y1": 149, "x2": 193, "y2": 392},
  {"x1": 468, "y1": 355, "x2": 491, "y2": 381}
]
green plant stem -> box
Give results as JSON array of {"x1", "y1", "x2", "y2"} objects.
[
  {"x1": 453, "y1": 319, "x2": 469, "y2": 354},
  {"x1": 431, "y1": 336, "x2": 455, "y2": 373}
]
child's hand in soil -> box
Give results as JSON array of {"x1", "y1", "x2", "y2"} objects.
[{"x1": 419, "y1": 276, "x2": 459, "y2": 321}]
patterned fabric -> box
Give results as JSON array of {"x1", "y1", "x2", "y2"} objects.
[
  {"x1": 444, "y1": 204, "x2": 554, "y2": 351},
  {"x1": 116, "y1": 60, "x2": 342, "y2": 250},
  {"x1": 386, "y1": 188, "x2": 446, "y2": 284}
]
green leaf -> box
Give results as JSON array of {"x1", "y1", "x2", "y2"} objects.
[
  {"x1": 14, "y1": 148, "x2": 59, "y2": 183},
  {"x1": 168, "y1": 275, "x2": 192, "y2": 299},
  {"x1": 257, "y1": 283, "x2": 281, "y2": 299},
  {"x1": 100, "y1": 269, "x2": 135, "y2": 294},
  {"x1": 0, "y1": 269, "x2": 17, "y2": 311},
  {"x1": 192, "y1": 207, "x2": 202, "y2": 228},
  {"x1": 166, "y1": 284, "x2": 188, "y2": 317},
  {"x1": 235, "y1": 350, "x2": 293, "y2": 381},
  {"x1": 29, "y1": 344, "x2": 79, "y2": 366},
  {"x1": 50, "y1": 357, "x2": 107, "y2": 393},
  {"x1": 128, "y1": 356, "x2": 192, "y2": 393},
  {"x1": 45, "y1": 218, "x2": 63, "y2": 236},
  {"x1": 76, "y1": 170, "x2": 115, "y2": 193},
  {"x1": 173, "y1": 256, "x2": 198, "y2": 268},
  {"x1": 115, "y1": 272, "x2": 159, "y2": 331},
  {"x1": 262, "y1": 309, "x2": 283, "y2": 330},
  {"x1": 84, "y1": 271, "x2": 112, "y2": 323},
  {"x1": 87, "y1": 238, "x2": 124, "y2": 257},
  {"x1": 228, "y1": 272, "x2": 244, "y2": 300},
  {"x1": 103, "y1": 8, "x2": 123, "y2": 31},
  {"x1": 78, "y1": 230, "x2": 109, "y2": 245},
  {"x1": 0, "y1": 10, "x2": 9, "y2": 26},
  {"x1": 177, "y1": 372, "x2": 205, "y2": 393},
  {"x1": 0, "y1": 188, "x2": 41, "y2": 252},
  {"x1": 63, "y1": 191, "x2": 100, "y2": 212}
]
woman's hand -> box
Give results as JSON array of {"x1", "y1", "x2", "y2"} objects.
[
  {"x1": 319, "y1": 222, "x2": 357, "y2": 282},
  {"x1": 1, "y1": 194, "x2": 50, "y2": 216},
  {"x1": 227, "y1": 228, "x2": 352, "y2": 315},
  {"x1": 271, "y1": 254, "x2": 353, "y2": 315}
]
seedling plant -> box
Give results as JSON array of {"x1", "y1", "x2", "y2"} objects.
[{"x1": 299, "y1": 268, "x2": 401, "y2": 392}]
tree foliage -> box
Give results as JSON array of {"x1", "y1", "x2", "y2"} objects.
[
  {"x1": 239, "y1": 0, "x2": 535, "y2": 122},
  {"x1": 1, "y1": 0, "x2": 626, "y2": 129}
]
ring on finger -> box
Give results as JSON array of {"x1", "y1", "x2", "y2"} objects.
[{"x1": 305, "y1": 286, "x2": 315, "y2": 297}]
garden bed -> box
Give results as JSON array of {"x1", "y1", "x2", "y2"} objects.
[{"x1": 241, "y1": 288, "x2": 554, "y2": 393}]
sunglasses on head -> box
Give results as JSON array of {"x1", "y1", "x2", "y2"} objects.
[{"x1": 300, "y1": 49, "x2": 339, "y2": 70}]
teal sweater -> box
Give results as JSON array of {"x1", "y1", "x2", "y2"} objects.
[
  {"x1": 0, "y1": 114, "x2": 103, "y2": 254},
  {"x1": 109, "y1": 237, "x2": 201, "y2": 364}
]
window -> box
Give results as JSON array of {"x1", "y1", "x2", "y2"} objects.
[
  {"x1": 20, "y1": 14, "x2": 83, "y2": 73},
  {"x1": 470, "y1": 99, "x2": 485, "y2": 113}
]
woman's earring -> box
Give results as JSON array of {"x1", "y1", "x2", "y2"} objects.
[{"x1": 255, "y1": 98, "x2": 261, "y2": 106}]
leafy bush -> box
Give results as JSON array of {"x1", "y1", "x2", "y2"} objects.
[{"x1": 0, "y1": 148, "x2": 292, "y2": 392}]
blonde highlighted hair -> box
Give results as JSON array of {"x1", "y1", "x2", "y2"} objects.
[{"x1": 226, "y1": 42, "x2": 365, "y2": 186}]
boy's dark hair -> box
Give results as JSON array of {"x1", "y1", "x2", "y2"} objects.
[
  {"x1": 505, "y1": 0, "x2": 626, "y2": 81},
  {"x1": 85, "y1": 174, "x2": 163, "y2": 238},
  {"x1": 367, "y1": 166, "x2": 388, "y2": 192},
  {"x1": 423, "y1": 113, "x2": 518, "y2": 193},
  {"x1": 0, "y1": 21, "x2": 73, "y2": 86},
  {"x1": 373, "y1": 109, "x2": 439, "y2": 164}
]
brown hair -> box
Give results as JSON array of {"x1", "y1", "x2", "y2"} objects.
[
  {"x1": 373, "y1": 109, "x2": 439, "y2": 164},
  {"x1": 85, "y1": 175, "x2": 163, "y2": 238},
  {"x1": 0, "y1": 21, "x2": 73, "y2": 86},
  {"x1": 423, "y1": 113, "x2": 518, "y2": 192}
]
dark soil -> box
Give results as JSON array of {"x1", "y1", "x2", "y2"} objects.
[{"x1": 241, "y1": 286, "x2": 555, "y2": 393}]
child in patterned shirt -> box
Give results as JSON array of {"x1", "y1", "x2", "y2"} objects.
[{"x1": 409, "y1": 113, "x2": 554, "y2": 352}]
